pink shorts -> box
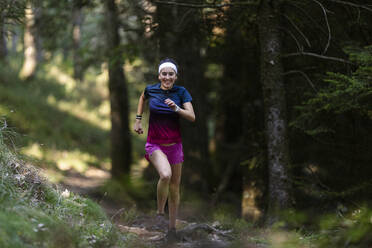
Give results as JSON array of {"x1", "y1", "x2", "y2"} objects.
[{"x1": 145, "y1": 142, "x2": 184, "y2": 165}]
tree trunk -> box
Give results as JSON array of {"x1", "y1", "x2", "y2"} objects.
[
  {"x1": 258, "y1": 0, "x2": 290, "y2": 224},
  {"x1": 11, "y1": 31, "x2": 18, "y2": 53},
  {"x1": 19, "y1": 1, "x2": 38, "y2": 80},
  {"x1": 72, "y1": 1, "x2": 84, "y2": 81},
  {"x1": 0, "y1": 12, "x2": 7, "y2": 61},
  {"x1": 178, "y1": 41, "x2": 209, "y2": 191},
  {"x1": 104, "y1": 0, "x2": 132, "y2": 178},
  {"x1": 34, "y1": 7, "x2": 42, "y2": 64}
]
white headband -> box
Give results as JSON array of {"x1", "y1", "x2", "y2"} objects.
[{"x1": 158, "y1": 62, "x2": 177, "y2": 74}]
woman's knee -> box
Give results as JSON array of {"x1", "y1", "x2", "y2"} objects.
[{"x1": 159, "y1": 170, "x2": 172, "y2": 181}]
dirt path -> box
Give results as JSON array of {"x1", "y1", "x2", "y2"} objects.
[{"x1": 59, "y1": 168, "x2": 263, "y2": 248}]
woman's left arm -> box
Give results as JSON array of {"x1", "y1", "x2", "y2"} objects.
[
  {"x1": 164, "y1": 99, "x2": 195, "y2": 122},
  {"x1": 179, "y1": 102, "x2": 195, "y2": 122}
]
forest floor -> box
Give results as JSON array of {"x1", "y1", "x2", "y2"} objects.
[{"x1": 60, "y1": 168, "x2": 267, "y2": 248}]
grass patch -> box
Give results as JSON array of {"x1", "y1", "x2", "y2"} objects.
[
  {"x1": 0, "y1": 55, "x2": 149, "y2": 181},
  {"x1": 99, "y1": 176, "x2": 154, "y2": 211},
  {"x1": 0, "y1": 58, "x2": 109, "y2": 176},
  {"x1": 0, "y1": 126, "x2": 126, "y2": 247}
]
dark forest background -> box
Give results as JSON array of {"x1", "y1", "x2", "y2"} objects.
[{"x1": 0, "y1": 0, "x2": 372, "y2": 246}]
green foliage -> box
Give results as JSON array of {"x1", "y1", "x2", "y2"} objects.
[
  {"x1": 211, "y1": 204, "x2": 253, "y2": 233},
  {"x1": 289, "y1": 46, "x2": 372, "y2": 205},
  {"x1": 345, "y1": 46, "x2": 372, "y2": 65},
  {"x1": 0, "y1": 126, "x2": 126, "y2": 247},
  {"x1": 0, "y1": 57, "x2": 109, "y2": 174},
  {"x1": 317, "y1": 208, "x2": 372, "y2": 248},
  {"x1": 99, "y1": 177, "x2": 153, "y2": 209},
  {"x1": 0, "y1": 0, "x2": 26, "y2": 24},
  {"x1": 291, "y1": 45, "x2": 372, "y2": 136},
  {"x1": 120, "y1": 206, "x2": 140, "y2": 226}
]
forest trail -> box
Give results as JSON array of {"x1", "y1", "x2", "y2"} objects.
[{"x1": 60, "y1": 168, "x2": 265, "y2": 248}]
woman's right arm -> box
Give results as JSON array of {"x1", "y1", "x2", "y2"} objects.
[{"x1": 134, "y1": 91, "x2": 146, "y2": 134}]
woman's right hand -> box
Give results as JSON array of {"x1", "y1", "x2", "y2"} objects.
[{"x1": 134, "y1": 119, "x2": 143, "y2": 134}]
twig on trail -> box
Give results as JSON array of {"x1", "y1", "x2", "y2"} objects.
[
  {"x1": 111, "y1": 208, "x2": 125, "y2": 222},
  {"x1": 98, "y1": 191, "x2": 107, "y2": 204},
  {"x1": 117, "y1": 225, "x2": 163, "y2": 239},
  {"x1": 178, "y1": 223, "x2": 234, "y2": 241}
]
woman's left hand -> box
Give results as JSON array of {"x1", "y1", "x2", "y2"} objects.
[
  {"x1": 165, "y1": 98, "x2": 195, "y2": 122},
  {"x1": 164, "y1": 98, "x2": 177, "y2": 111}
]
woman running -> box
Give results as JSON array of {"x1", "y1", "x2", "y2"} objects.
[{"x1": 134, "y1": 58, "x2": 195, "y2": 240}]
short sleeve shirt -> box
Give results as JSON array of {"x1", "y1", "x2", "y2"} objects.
[{"x1": 144, "y1": 83, "x2": 192, "y2": 144}]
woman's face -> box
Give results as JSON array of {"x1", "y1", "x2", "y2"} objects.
[{"x1": 158, "y1": 67, "x2": 177, "y2": 90}]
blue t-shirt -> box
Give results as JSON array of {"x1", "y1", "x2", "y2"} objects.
[{"x1": 144, "y1": 83, "x2": 192, "y2": 144}]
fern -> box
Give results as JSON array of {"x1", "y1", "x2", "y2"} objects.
[{"x1": 291, "y1": 45, "x2": 372, "y2": 136}]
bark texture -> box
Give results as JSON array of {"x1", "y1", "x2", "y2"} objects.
[
  {"x1": 72, "y1": 1, "x2": 84, "y2": 81},
  {"x1": 19, "y1": 2, "x2": 38, "y2": 80},
  {"x1": 104, "y1": 0, "x2": 132, "y2": 178},
  {"x1": 0, "y1": 12, "x2": 7, "y2": 61},
  {"x1": 258, "y1": 0, "x2": 290, "y2": 224},
  {"x1": 177, "y1": 40, "x2": 209, "y2": 191}
]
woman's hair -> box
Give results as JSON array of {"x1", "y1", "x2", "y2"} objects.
[{"x1": 158, "y1": 58, "x2": 178, "y2": 74}]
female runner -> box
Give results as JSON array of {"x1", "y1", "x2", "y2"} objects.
[{"x1": 134, "y1": 58, "x2": 195, "y2": 239}]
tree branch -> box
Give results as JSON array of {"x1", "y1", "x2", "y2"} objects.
[
  {"x1": 325, "y1": 0, "x2": 372, "y2": 13},
  {"x1": 153, "y1": 0, "x2": 258, "y2": 9},
  {"x1": 280, "y1": 27, "x2": 303, "y2": 52},
  {"x1": 283, "y1": 70, "x2": 317, "y2": 92},
  {"x1": 311, "y1": 0, "x2": 331, "y2": 54},
  {"x1": 282, "y1": 52, "x2": 353, "y2": 64},
  {"x1": 287, "y1": 2, "x2": 328, "y2": 37},
  {"x1": 283, "y1": 14, "x2": 311, "y2": 48}
]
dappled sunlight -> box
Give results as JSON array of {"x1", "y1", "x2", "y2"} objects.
[
  {"x1": 21, "y1": 143, "x2": 105, "y2": 175},
  {"x1": 131, "y1": 158, "x2": 149, "y2": 179},
  {"x1": 306, "y1": 164, "x2": 319, "y2": 173},
  {"x1": 0, "y1": 59, "x2": 111, "y2": 186},
  {"x1": 21, "y1": 143, "x2": 44, "y2": 160},
  {"x1": 84, "y1": 167, "x2": 110, "y2": 179},
  {"x1": 62, "y1": 167, "x2": 110, "y2": 191},
  {"x1": 46, "y1": 94, "x2": 110, "y2": 130},
  {"x1": 42, "y1": 61, "x2": 111, "y2": 131},
  {"x1": 124, "y1": 58, "x2": 149, "y2": 92},
  {"x1": 46, "y1": 64, "x2": 76, "y2": 93},
  {"x1": 54, "y1": 150, "x2": 99, "y2": 173},
  {"x1": 41, "y1": 166, "x2": 111, "y2": 187},
  {"x1": 96, "y1": 65, "x2": 109, "y2": 85},
  {"x1": 40, "y1": 168, "x2": 64, "y2": 183},
  {"x1": 266, "y1": 230, "x2": 313, "y2": 248},
  {"x1": 241, "y1": 182, "x2": 262, "y2": 222}
]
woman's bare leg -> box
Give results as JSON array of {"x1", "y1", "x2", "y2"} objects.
[
  {"x1": 168, "y1": 163, "x2": 182, "y2": 229},
  {"x1": 149, "y1": 150, "x2": 172, "y2": 215}
]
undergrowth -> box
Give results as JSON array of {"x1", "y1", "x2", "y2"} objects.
[{"x1": 0, "y1": 123, "x2": 127, "y2": 247}]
